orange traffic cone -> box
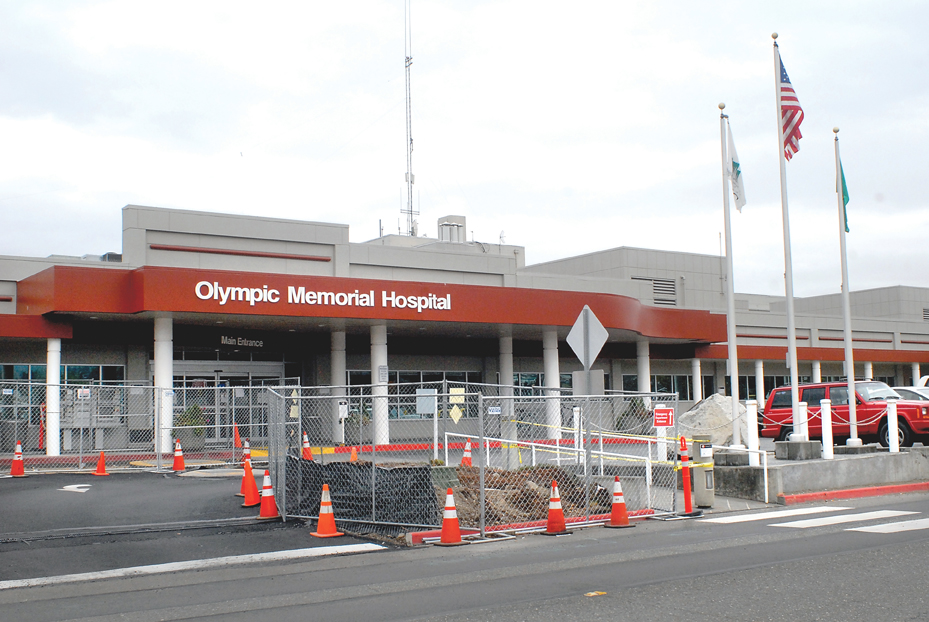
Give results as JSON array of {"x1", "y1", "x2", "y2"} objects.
[
  {"x1": 435, "y1": 488, "x2": 469, "y2": 546},
  {"x1": 301, "y1": 432, "x2": 314, "y2": 461},
  {"x1": 541, "y1": 480, "x2": 570, "y2": 536},
  {"x1": 311, "y1": 484, "x2": 344, "y2": 538},
  {"x1": 93, "y1": 451, "x2": 110, "y2": 476},
  {"x1": 349, "y1": 446, "x2": 358, "y2": 462},
  {"x1": 233, "y1": 422, "x2": 242, "y2": 448},
  {"x1": 242, "y1": 438, "x2": 251, "y2": 466},
  {"x1": 10, "y1": 440, "x2": 25, "y2": 477},
  {"x1": 257, "y1": 470, "x2": 280, "y2": 520},
  {"x1": 172, "y1": 439, "x2": 186, "y2": 472},
  {"x1": 236, "y1": 455, "x2": 252, "y2": 497},
  {"x1": 241, "y1": 460, "x2": 261, "y2": 507},
  {"x1": 604, "y1": 476, "x2": 634, "y2": 528},
  {"x1": 460, "y1": 438, "x2": 472, "y2": 467}
]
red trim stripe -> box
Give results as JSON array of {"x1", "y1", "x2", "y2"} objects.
[
  {"x1": 149, "y1": 244, "x2": 331, "y2": 262},
  {"x1": 779, "y1": 482, "x2": 929, "y2": 505}
]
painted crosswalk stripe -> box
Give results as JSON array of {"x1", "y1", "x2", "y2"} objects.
[
  {"x1": 847, "y1": 517, "x2": 929, "y2": 534},
  {"x1": 771, "y1": 510, "x2": 918, "y2": 529},
  {"x1": 0, "y1": 543, "x2": 385, "y2": 591},
  {"x1": 700, "y1": 506, "x2": 851, "y2": 524}
]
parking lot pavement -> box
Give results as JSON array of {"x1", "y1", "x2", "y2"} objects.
[
  {"x1": 0, "y1": 469, "x2": 377, "y2": 582},
  {"x1": 0, "y1": 469, "x2": 267, "y2": 537}
]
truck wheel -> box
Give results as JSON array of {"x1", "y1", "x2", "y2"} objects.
[
  {"x1": 777, "y1": 427, "x2": 792, "y2": 442},
  {"x1": 879, "y1": 420, "x2": 913, "y2": 448}
]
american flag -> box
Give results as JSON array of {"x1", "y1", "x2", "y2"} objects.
[{"x1": 778, "y1": 50, "x2": 804, "y2": 161}]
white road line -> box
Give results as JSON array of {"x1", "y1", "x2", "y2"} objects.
[
  {"x1": 771, "y1": 510, "x2": 918, "y2": 529},
  {"x1": 700, "y1": 506, "x2": 852, "y2": 524},
  {"x1": 0, "y1": 543, "x2": 385, "y2": 591},
  {"x1": 848, "y1": 517, "x2": 929, "y2": 534}
]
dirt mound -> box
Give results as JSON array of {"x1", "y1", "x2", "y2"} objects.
[{"x1": 449, "y1": 465, "x2": 611, "y2": 528}]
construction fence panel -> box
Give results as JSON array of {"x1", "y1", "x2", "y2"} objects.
[
  {"x1": 277, "y1": 385, "x2": 493, "y2": 531},
  {"x1": 157, "y1": 386, "x2": 271, "y2": 470},
  {"x1": 0, "y1": 382, "x2": 159, "y2": 473},
  {"x1": 462, "y1": 392, "x2": 678, "y2": 534},
  {"x1": 273, "y1": 385, "x2": 678, "y2": 536}
]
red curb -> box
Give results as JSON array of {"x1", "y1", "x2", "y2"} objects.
[
  {"x1": 406, "y1": 509, "x2": 655, "y2": 544},
  {"x1": 407, "y1": 528, "x2": 480, "y2": 545},
  {"x1": 779, "y1": 481, "x2": 929, "y2": 505}
]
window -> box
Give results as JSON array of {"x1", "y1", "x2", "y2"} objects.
[
  {"x1": 515, "y1": 373, "x2": 541, "y2": 397},
  {"x1": 703, "y1": 376, "x2": 715, "y2": 400},
  {"x1": 0, "y1": 365, "x2": 46, "y2": 381},
  {"x1": 652, "y1": 375, "x2": 672, "y2": 394},
  {"x1": 345, "y1": 369, "x2": 485, "y2": 418},
  {"x1": 855, "y1": 381, "x2": 898, "y2": 401},
  {"x1": 895, "y1": 388, "x2": 929, "y2": 401},
  {"x1": 770, "y1": 390, "x2": 792, "y2": 408},
  {"x1": 801, "y1": 387, "x2": 827, "y2": 407},
  {"x1": 620, "y1": 374, "x2": 700, "y2": 399},
  {"x1": 829, "y1": 386, "x2": 849, "y2": 406}
]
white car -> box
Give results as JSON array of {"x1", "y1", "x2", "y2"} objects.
[{"x1": 892, "y1": 386, "x2": 929, "y2": 401}]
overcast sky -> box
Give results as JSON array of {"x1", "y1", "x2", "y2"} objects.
[{"x1": 1, "y1": 1, "x2": 926, "y2": 297}]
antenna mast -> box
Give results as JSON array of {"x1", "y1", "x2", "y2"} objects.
[{"x1": 401, "y1": 0, "x2": 418, "y2": 236}]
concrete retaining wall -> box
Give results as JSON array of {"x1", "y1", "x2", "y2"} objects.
[{"x1": 715, "y1": 447, "x2": 929, "y2": 503}]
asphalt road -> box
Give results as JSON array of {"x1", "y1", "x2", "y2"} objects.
[{"x1": 2, "y1": 478, "x2": 928, "y2": 621}]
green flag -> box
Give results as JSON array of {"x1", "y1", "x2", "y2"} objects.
[
  {"x1": 838, "y1": 160, "x2": 850, "y2": 232},
  {"x1": 727, "y1": 120, "x2": 746, "y2": 212}
]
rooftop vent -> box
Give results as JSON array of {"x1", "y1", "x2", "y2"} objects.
[
  {"x1": 438, "y1": 215, "x2": 466, "y2": 243},
  {"x1": 632, "y1": 276, "x2": 677, "y2": 306}
]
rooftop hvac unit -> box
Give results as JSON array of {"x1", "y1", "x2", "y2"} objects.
[{"x1": 438, "y1": 215, "x2": 466, "y2": 243}]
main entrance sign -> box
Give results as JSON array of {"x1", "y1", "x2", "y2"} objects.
[{"x1": 17, "y1": 265, "x2": 728, "y2": 342}]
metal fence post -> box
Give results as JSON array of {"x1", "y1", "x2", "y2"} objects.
[
  {"x1": 478, "y1": 393, "x2": 485, "y2": 538},
  {"x1": 583, "y1": 396, "x2": 592, "y2": 523},
  {"x1": 154, "y1": 387, "x2": 162, "y2": 471},
  {"x1": 370, "y1": 396, "x2": 376, "y2": 523}
]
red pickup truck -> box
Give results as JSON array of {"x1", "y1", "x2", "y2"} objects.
[{"x1": 760, "y1": 381, "x2": 929, "y2": 447}]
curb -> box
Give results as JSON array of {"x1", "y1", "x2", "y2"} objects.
[
  {"x1": 405, "y1": 509, "x2": 655, "y2": 545},
  {"x1": 778, "y1": 481, "x2": 929, "y2": 505}
]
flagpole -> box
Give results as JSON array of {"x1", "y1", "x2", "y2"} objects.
[
  {"x1": 719, "y1": 103, "x2": 742, "y2": 447},
  {"x1": 834, "y1": 127, "x2": 861, "y2": 446},
  {"x1": 772, "y1": 33, "x2": 805, "y2": 441}
]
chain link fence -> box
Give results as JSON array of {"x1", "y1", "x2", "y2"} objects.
[
  {"x1": 3, "y1": 379, "x2": 680, "y2": 535},
  {"x1": 271, "y1": 385, "x2": 679, "y2": 536},
  {"x1": 0, "y1": 382, "x2": 157, "y2": 472},
  {"x1": 0, "y1": 382, "x2": 278, "y2": 473},
  {"x1": 155, "y1": 386, "x2": 274, "y2": 470}
]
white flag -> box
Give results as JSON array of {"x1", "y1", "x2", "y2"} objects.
[{"x1": 727, "y1": 120, "x2": 746, "y2": 212}]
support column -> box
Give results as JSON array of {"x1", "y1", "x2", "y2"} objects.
[
  {"x1": 154, "y1": 317, "x2": 174, "y2": 455},
  {"x1": 912, "y1": 362, "x2": 921, "y2": 385},
  {"x1": 755, "y1": 360, "x2": 765, "y2": 404},
  {"x1": 637, "y1": 340, "x2": 650, "y2": 393},
  {"x1": 331, "y1": 331, "x2": 346, "y2": 444},
  {"x1": 46, "y1": 338, "x2": 61, "y2": 456},
  {"x1": 864, "y1": 361, "x2": 873, "y2": 381},
  {"x1": 543, "y1": 329, "x2": 560, "y2": 440},
  {"x1": 371, "y1": 325, "x2": 389, "y2": 445},
  {"x1": 691, "y1": 358, "x2": 702, "y2": 402},
  {"x1": 812, "y1": 360, "x2": 822, "y2": 383},
  {"x1": 500, "y1": 336, "x2": 517, "y2": 468}
]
